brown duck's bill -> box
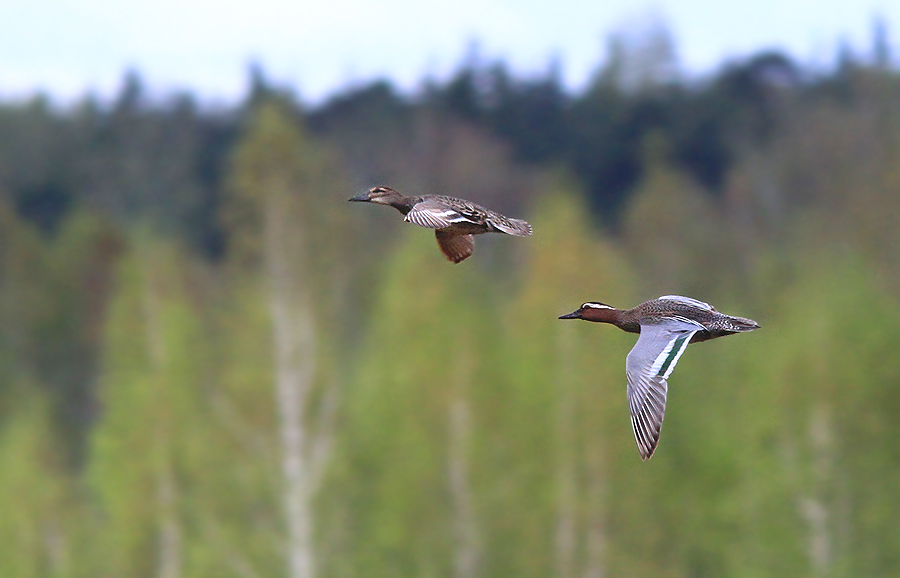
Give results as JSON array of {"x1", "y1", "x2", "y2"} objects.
[
  {"x1": 558, "y1": 310, "x2": 582, "y2": 319},
  {"x1": 348, "y1": 192, "x2": 371, "y2": 202}
]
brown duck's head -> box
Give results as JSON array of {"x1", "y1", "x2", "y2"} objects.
[
  {"x1": 348, "y1": 186, "x2": 404, "y2": 205},
  {"x1": 558, "y1": 302, "x2": 619, "y2": 323}
]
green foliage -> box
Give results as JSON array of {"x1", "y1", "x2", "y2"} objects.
[
  {"x1": 621, "y1": 142, "x2": 727, "y2": 296},
  {"x1": 492, "y1": 187, "x2": 636, "y2": 577},
  {"x1": 0, "y1": 387, "x2": 75, "y2": 578},
  {"x1": 325, "y1": 231, "x2": 487, "y2": 577},
  {"x1": 0, "y1": 201, "x2": 123, "y2": 464},
  {"x1": 86, "y1": 240, "x2": 216, "y2": 576},
  {"x1": 759, "y1": 255, "x2": 900, "y2": 575}
]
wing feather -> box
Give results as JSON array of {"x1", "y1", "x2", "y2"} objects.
[
  {"x1": 435, "y1": 231, "x2": 475, "y2": 263},
  {"x1": 657, "y1": 295, "x2": 716, "y2": 312},
  {"x1": 405, "y1": 199, "x2": 479, "y2": 229},
  {"x1": 626, "y1": 321, "x2": 699, "y2": 460}
]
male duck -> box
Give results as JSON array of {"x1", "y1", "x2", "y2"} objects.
[
  {"x1": 559, "y1": 295, "x2": 759, "y2": 460},
  {"x1": 349, "y1": 186, "x2": 533, "y2": 263}
]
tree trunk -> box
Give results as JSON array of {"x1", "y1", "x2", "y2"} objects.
[
  {"x1": 449, "y1": 395, "x2": 479, "y2": 578},
  {"x1": 157, "y1": 467, "x2": 181, "y2": 578},
  {"x1": 141, "y1": 256, "x2": 182, "y2": 578},
  {"x1": 799, "y1": 403, "x2": 834, "y2": 578},
  {"x1": 264, "y1": 187, "x2": 326, "y2": 578},
  {"x1": 555, "y1": 323, "x2": 577, "y2": 578},
  {"x1": 583, "y1": 446, "x2": 607, "y2": 578},
  {"x1": 448, "y1": 343, "x2": 479, "y2": 578}
]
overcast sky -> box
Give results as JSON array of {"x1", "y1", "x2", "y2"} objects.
[{"x1": 1, "y1": 0, "x2": 897, "y2": 105}]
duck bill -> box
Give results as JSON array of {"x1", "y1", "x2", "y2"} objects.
[
  {"x1": 558, "y1": 310, "x2": 582, "y2": 320},
  {"x1": 347, "y1": 192, "x2": 371, "y2": 202}
]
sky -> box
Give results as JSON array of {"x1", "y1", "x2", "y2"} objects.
[{"x1": 1, "y1": 0, "x2": 897, "y2": 105}]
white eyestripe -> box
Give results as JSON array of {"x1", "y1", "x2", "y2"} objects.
[{"x1": 582, "y1": 302, "x2": 616, "y2": 310}]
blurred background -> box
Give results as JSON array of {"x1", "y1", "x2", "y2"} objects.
[{"x1": 2, "y1": 1, "x2": 900, "y2": 576}]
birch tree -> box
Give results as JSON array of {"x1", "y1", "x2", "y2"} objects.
[{"x1": 225, "y1": 99, "x2": 345, "y2": 578}]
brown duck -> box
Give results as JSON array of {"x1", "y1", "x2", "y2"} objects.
[
  {"x1": 559, "y1": 295, "x2": 760, "y2": 460},
  {"x1": 349, "y1": 186, "x2": 532, "y2": 263}
]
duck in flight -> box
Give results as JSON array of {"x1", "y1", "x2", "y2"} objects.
[
  {"x1": 559, "y1": 295, "x2": 760, "y2": 460},
  {"x1": 349, "y1": 186, "x2": 532, "y2": 263}
]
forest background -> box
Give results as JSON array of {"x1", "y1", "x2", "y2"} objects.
[{"x1": 2, "y1": 20, "x2": 900, "y2": 578}]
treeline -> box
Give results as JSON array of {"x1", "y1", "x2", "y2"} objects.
[
  {"x1": 0, "y1": 32, "x2": 892, "y2": 250},
  {"x1": 2, "y1": 28, "x2": 900, "y2": 577}
]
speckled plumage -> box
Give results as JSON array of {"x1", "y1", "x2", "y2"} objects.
[
  {"x1": 349, "y1": 186, "x2": 532, "y2": 263},
  {"x1": 559, "y1": 295, "x2": 760, "y2": 460}
]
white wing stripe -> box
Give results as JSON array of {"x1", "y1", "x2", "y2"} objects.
[
  {"x1": 648, "y1": 333, "x2": 685, "y2": 377},
  {"x1": 660, "y1": 333, "x2": 693, "y2": 379}
]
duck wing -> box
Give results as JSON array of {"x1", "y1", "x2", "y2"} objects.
[
  {"x1": 405, "y1": 198, "x2": 484, "y2": 229},
  {"x1": 438, "y1": 196, "x2": 532, "y2": 236},
  {"x1": 435, "y1": 231, "x2": 475, "y2": 263},
  {"x1": 626, "y1": 318, "x2": 703, "y2": 460},
  {"x1": 657, "y1": 295, "x2": 717, "y2": 312}
]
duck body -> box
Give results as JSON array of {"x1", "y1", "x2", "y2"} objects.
[
  {"x1": 349, "y1": 186, "x2": 532, "y2": 263},
  {"x1": 578, "y1": 295, "x2": 757, "y2": 343},
  {"x1": 559, "y1": 295, "x2": 759, "y2": 460}
]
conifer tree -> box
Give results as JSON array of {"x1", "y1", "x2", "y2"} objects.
[{"x1": 621, "y1": 136, "x2": 732, "y2": 297}]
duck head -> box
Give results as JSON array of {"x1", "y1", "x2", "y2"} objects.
[
  {"x1": 559, "y1": 302, "x2": 619, "y2": 323},
  {"x1": 348, "y1": 186, "x2": 404, "y2": 205}
]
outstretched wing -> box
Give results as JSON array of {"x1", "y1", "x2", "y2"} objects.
[
  {"x1": 625, "y1": 319, "x2": 702, "y2": 460},
  {"x1": 435, "y1": 231, "x2": 475, "y2": 263},
  {"x1": 405, "y1": 199, "x2": 482, "y2": 229}
]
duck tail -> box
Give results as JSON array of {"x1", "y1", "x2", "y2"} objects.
[
  {"x1": 495, "y1": 217, "x2": 533, "y2": 237},
  {"x1": 726, "y1": 315, "x2": 760, "y2": 332}
]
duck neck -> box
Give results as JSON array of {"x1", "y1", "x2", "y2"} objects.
[
  {"x1": 389, "y1": 195, "x2": 417, "y2": 215},
  {"x1": 583, "y1": 306, "x2": 641, "y2": 334}
]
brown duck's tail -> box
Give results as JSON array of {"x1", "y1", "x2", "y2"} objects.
[{"x1": 493, "y1": 217, "x2": 533, "y2": 237}]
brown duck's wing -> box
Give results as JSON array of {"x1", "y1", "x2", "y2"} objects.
[
  {"x1": 436, "y1": 195, "x2": 532, "y2": 236},
  {"x1": 435, "y1": 231, "x2": 475, "y2": 263},
  {"x1": 405, "y1": 199, "x2": 483, "y2": 229}
]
